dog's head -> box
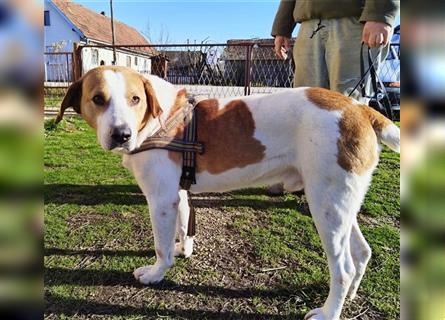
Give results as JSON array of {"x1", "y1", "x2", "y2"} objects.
[{"x1": 56, "y1": 66, "x2": 162, "y2": 152}]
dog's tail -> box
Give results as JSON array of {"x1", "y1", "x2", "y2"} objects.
[{"x1": 363, "y1": 105, "x2": 400, "y2": 153}]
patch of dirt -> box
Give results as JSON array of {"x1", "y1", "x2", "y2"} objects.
[
  {"x1": 46, "y1": 192, "x2": 396, "y2": 319},
  {"x1": 358, "y1": 211, "x2": 400, "y2": 228}
]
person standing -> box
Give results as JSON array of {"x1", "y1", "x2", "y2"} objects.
[
  {"x1": 267, "y1": 0, "x2": 399, "y2": 196},
  {"x1": 272, "y1": 0, "x2": 399, "y2": 97}
]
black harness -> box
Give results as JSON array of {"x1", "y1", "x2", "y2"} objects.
[
  {"x1": 130, "y1": 96, "x2": 205, "y2": 236},
  {"x1": 130, "y1": 96, "x2": 205, "y2": 189}
]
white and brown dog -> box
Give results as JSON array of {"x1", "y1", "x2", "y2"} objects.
[{"x1": 56, "y1": 66, "x2": 400, "y2": 320}]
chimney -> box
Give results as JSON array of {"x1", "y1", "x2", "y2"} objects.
[{"x1": 101, "y1": 11, "x2": 106, "y2": 16}]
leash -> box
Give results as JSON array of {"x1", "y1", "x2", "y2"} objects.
[
  {"x1": 348, "y1": 43, "x2": 380, "y2": 98},
  {"x1": 348, "y1": 43, "x2": 394, "y2": 119},
  {"x1": 131, "y1": 95, "x2": 206, "y2": 237}
]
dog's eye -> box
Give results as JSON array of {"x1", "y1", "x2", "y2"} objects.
[
  {"x1": 92, "y1": 95, "x2": 105, "y2": 106},
  {"x1": 131, "y1": 96, "x2": 140, "y2": 105}
]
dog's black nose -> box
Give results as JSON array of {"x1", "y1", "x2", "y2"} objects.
[{"x1": 111, "y1": 126, "x2": 131, "y2": 144}]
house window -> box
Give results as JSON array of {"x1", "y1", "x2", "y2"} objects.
[
  {"x1": 126, "y1": 56, "x2": 132, "y2": 67},
  {"x1": 44, "y1": 11, "x2": 50, "y2": 26},
  {"x1": 134, "y1": 56, "x2": 138, "y2": 66},
  {"x1": 91, "y1": 49, "x2": 99, "y2": 65}
]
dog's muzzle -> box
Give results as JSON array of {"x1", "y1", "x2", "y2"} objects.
[
  {"x1": 111, "y1": 125, "x2": 131, "y2": 144},
  {"x1": 108, "y1": 125, "x2": 132, "y2": 150}
]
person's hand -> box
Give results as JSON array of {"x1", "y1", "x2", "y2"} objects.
[
  {"x1": 362, "y1": 21, "x2": 392, "y2": 48},
  {"x1": 274, "y1": 36, "x2": 291, "y2": 60}
]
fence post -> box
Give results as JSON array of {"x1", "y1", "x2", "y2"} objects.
[
  {"x1": 65, "y1": 53, "x2": 70, "y2": 82},
  {"x1": 72, "y1": 43, "x2": 83, "y2": 81},
  {"x1": 244, "y1": 45, "x2": 253, "y2": 96}
]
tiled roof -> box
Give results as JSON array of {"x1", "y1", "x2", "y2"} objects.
[{"x1": 51, "y1": 0, "x2": 155, "y2": 55}]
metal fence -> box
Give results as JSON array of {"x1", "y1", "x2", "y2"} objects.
[
  {"x1": 378, "y1": 43, "x2": 400, "y2": 84},
  {"x1": 44, "y1": 42, "x2": 400, "y2": 109},
  {"x1": 78, "y1": 43, "x2": 295, "y2": 98}
]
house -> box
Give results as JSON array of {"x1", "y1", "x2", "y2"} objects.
[
  {"x1": 44, "y1": 0, "x2": 156, "y2": 82},
  {"x1": 222, "y1": 38, "x2": 295, "y2": 87}
]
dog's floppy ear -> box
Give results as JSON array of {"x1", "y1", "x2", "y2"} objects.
[
  {"x1": 55, "y1": 79, "x2": 82, "y2": 124},
  {"x1": 142, "y1": 77, "x2": 163, "y2": 125}
]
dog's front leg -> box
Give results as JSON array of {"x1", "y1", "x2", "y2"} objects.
[
  {"x1": 134, "y1": 192, "x2": 179, "y2": 285},
  {"x1": 174, "y1": 190, "x2": 194, "y2": 258}
]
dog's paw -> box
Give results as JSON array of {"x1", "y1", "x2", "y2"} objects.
[
  {"x1": 133, "y1": 265, "x2": 165, "y2": 284},
  {"x1": 174, "y1": 243, "x2": 186, "y2": 257},
  {"x1": 174, "y1": 238, "x2": 193, "y2": 258},
  {"x1": 304, "y1": 308, "x2": 328, "y2": 320}
]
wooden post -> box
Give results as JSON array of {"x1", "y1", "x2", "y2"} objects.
[{"x1": 72, "y1": 42, "x2": 83, "y2": 81}]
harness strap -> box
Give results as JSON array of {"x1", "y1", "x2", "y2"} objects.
[
  {"x1": 180, "y1": 103, "x2": 199, "y2": 190},
  {"x1": 186, "y1": 191, "x2": 196, "y2": 237},
  {"x1": 150, "y1": 100, "x2": 194, "y2": 138},
  {"x1": 130, "y1": 137, "x2": 204, "y2": 154}
]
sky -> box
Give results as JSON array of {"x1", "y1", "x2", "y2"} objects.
[{"x1": 75, "y1": 0, "x2": 400, "y2": 44}]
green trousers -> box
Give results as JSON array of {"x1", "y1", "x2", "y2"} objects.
[{"x1": 293, "y1": 17, "x2": 390, "y2": 101}]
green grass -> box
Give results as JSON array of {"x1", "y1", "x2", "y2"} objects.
[
  {"x1": 45, "y1": 117, "x2": 400, "y2": 319},
  {"x1": 44, "y1": 88, "x2": 65, "y2": 108}
]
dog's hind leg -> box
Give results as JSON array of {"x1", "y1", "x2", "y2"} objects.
[
  {"x1": 174, "y1": 190, "x2": 194, "y2": 258},
  {"x1": 303, "y1": 175, "x2": 368, "y2": 320},
  {"x1": 347, "y1": 219, "x2": 372, "y2": 300}
]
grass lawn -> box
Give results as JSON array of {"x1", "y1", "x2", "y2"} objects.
[
  {"x1": 44, "y1": 88, "x2": 66, "y2": 109},
  {"x1": 44, "y1": 117, "x2": 400, "y2": 319}
]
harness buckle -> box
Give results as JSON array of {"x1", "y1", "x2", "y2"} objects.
[{"x1": 180, "y1": 166, "x2": 196, "y2": 190}]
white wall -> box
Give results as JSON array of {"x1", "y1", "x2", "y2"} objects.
[
  {"x1": 82, "y1": 47, "x2": 152, "y2": 75},
  {"x1": 44, "y1": 0, "x2": 80, "y2": 52}
]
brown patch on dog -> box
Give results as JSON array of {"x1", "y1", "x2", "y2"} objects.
[
  {"x1": 168, "y1": 89, "x2": 188, "y2": 120},
  {"x1": 139, "y1": 78, "x2": 163, "y2": 131},
  {"x1": 337, "y1": 109, "x2": 378, "y2": 175},
  {"x1": 306, "y1": 87, "x2": 354, "y2": 111},
  {"x1": 168, "y1": 99, "x2": 266, "y2": 173},
  {"x1": 196, "y1": 99, "x2": 266, "y2": 174},
  {"x1": 56, "y1": 80, "x2": 83, "y2": 123},
  {"x1": 306, "y1": 87, "x2": 380, "y2": 175}
]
